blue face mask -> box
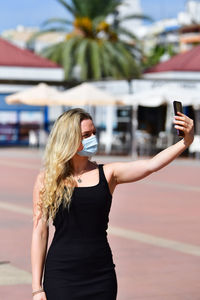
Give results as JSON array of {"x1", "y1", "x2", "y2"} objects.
[{"x1": 77, "y1": 135, "x2": 98, "y2": 157}]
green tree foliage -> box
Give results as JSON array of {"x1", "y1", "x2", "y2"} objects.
[
  {"x1": 31, "y1": 0, "x2": 152, "y2": 80},
  {"x1": 142, "y1": 44, "x2": 177, "y2": 70}
]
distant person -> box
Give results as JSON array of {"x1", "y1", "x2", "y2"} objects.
[
  {"x1": 31, "y1": 108, "x2": 194, "y2": 300},
  {"x1": 29, "y1": 130, "x2": 38, "y2": 148}
]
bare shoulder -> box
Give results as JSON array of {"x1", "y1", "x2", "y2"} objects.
[
  {"x1": 94, "y1": 161, "x2": 144, "y2": 194},
  {"x1": 101, "y1": 163, "x2": 120, "y2": 194},
  {"x1": 103, "y1": 162, "x2": 124, "y2": 173},
  {"x1": 101, "y1": 162, "x2": 117, "y2": 182},
  {"x1": 102, "y1": 162, "x2": 115, "y2": 173},
  {"x1": 103, "y1": 160, "x2": 151, "y2": 185},
  {"x1": 103, "y1": 161, "x2": 127, "y2": 180}
]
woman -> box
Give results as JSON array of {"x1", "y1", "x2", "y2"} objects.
[{"x1": 31, "y1": 107, "x2": 194, "y2": 300}]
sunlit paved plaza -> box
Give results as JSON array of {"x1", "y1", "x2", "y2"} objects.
[{"x1": 0, "y1": 148, "x2": 200, "y2": 300}]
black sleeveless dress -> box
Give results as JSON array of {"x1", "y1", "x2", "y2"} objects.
[{"x1": 43, "y1": 164, "x2": 117, "y2": 300}]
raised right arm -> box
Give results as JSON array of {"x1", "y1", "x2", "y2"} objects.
[{"x1": 31, "y1": 172, "x2": 49, "y2": 294}]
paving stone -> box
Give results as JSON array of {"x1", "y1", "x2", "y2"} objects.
[{"x1": 0, "y1": 263, "x2": 31, "y2": 285}]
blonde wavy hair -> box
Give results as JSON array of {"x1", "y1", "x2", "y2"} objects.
[{"x1": 39, "y1": 108, "x2": 92, "y2": 224}]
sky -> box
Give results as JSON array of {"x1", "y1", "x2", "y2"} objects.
[{"x1": 0, "y1": 0, "x2": 187, "y2": 33}]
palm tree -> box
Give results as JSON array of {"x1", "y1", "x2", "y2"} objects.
[{"x1": 32, "y1": 0, "x2": 152, "y2": 80}]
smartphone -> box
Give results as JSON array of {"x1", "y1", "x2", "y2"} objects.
[{"x1": 173, "y1": 101, "x2": 184, "y2": 137}]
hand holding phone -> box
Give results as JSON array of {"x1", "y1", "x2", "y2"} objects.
[{"x1": 173, "y1": 101, "x2": 184, "y2": 137}]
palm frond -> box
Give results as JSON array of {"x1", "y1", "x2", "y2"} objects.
[
  {"x1": 73, "y1": 0, "x2": 85, "y2": 16},
  {"x1": 41, "y1": 44, "x2": 58, "y2": 58},
  {"x1": 72, "y1": 0, "x2": 120, "y2": 19},
  {"x1": 115, "y1": 42, "x2": 141, "y2": 78},
  {"x1": 42, "y1": 18, "x2": 72, "y2": 27},
  {"x1": 75, "y1": 38, "x2": 89, "y2": 79},
  {"x1": 89, "y1": 40, "x2": 101, "y2": 79},
  {"x1": 62, "y1": 37, "x2": 81, "y2": 79},
  {"x1": 100, "y1": 39, "x2": 132, "y2": 79},
  {"x1": 103, "y1": 0, "x2": 122, "y2": 18},
  {"x1": 100, "y1": 44, "x2": 111, "y2": 77},
  {"x1": 118, "y1": 13, "x2": 153, "y2": 23},
  {"x1": 41, "y1": 42, "x2": 64, "y2": 64},
  {"x1": 56, "y1": 0, "x2": 75, "y2": 15},
  {"x1": 103, "y1": 41, "x2": 128, "y2": 77},
  {"x1": 39, "y1": 26, "x2": 70, "y2": 33},
  {"x1": 115, "y1": 26, "x2": 138, "y2": 41}
]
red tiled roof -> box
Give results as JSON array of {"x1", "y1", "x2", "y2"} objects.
[
  {"x1": 145, "y1": 45, "x2": 200, "y2": 73},
  {"x1": 0, "y1": 37, "x2": 60, "y2": 68}
]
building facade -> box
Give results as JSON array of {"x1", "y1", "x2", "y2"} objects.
[{"x1": 0, "y1": 37, "x2": 64, "y2": 146}]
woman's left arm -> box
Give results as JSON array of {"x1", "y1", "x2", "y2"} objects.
[{"x1": 109, "y1": 112, "x2": 194, "y2": 185}]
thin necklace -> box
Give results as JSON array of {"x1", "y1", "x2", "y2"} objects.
[
  {"x1": 74, "y1": 169, "x2": 87, "y2": 183},
  {"x1": 73, "y1": 162, "x2": 95, "y2": 184},
  {"x1": 77, "y1": 175, "x2": 83, "y2": 183}
]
